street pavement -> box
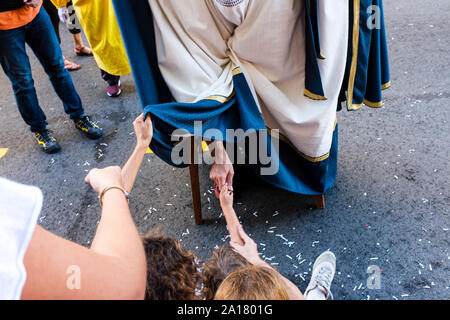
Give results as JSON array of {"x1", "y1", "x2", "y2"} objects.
[{"x1": 0, "y1": 0, "x2": 448, "y2": 300}]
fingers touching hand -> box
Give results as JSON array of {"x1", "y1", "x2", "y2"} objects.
[
  {"x1": 219, "y1": 183, "x2": 233, "y2": 208},
  {"x1": 229, "y1": 225, "x2": 261, "y2": 266}
]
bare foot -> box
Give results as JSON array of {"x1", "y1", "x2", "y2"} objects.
[
  {"x1": 63, "y1": 57, "x2": 81, "y2": 71},
  {"x1": 74, "y1": 45, "x2": 93, "y2": 56},
  {"x1": 72, "y1": 33, "x2": 93, "y2": 56}
]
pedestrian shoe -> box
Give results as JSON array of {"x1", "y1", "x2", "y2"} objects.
[
  {"x1": 107, "y1": 80, "x2": 121, "y2": 97},
  {"x1": 304, "y1": 251, "x2": 336, "y2": 300},
  {"x1": 74, "y1": 116, "x2": 103, "y2": 140},
  {"x1": 34, "y1": 130, "x2": 61, "y2": 154}
]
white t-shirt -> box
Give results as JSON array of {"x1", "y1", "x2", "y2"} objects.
[{"x1": 0, "y1": 177, "x2": 42, "y2": 300}]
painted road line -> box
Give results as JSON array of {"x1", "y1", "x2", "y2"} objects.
[
  {"x1": 146, "y1": 142, "x2": 208, "y2": 154},
  {"x1": 202, "y1": 141, "x2": 209, "y2": 152},
  {"x1": 0, "y1": 148, "x2": 8, "y2": 159}
]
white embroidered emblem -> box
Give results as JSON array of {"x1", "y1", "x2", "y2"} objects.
[{"x1": 215, "y1": 0, "x2": 245, "y2": 7}]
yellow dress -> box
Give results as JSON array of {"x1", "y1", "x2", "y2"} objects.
[{"x1": 52, "y1": 0, "x2": 131, "y2": 76}]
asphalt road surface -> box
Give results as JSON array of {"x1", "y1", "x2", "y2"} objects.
[{"x1": 0, "y1": 0, "x2": 448, "y2": 300}]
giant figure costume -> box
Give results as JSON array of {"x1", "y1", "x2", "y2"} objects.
[{"x1": 112, "y1": 0, "x2": 390, "y2": 195}]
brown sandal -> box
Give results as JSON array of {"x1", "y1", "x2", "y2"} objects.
[{"x1": 74, "y1": 45, "x2": 93, "y2": 56}]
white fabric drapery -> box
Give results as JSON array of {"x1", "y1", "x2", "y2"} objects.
[{"x1": 148, "y1": 0, "x2": 348, "y2": 159}]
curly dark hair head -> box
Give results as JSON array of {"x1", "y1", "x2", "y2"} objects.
[
  {"x1": 202, "y1": 244, "x2": 252, "y2": 300},
  {"x1": 142, "y1": 229, "x2": 202, "y2": 300}
]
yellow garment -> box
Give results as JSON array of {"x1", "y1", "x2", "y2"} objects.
[{"x1": 52, "y1": 0, "x2": 130, "y2": 76}]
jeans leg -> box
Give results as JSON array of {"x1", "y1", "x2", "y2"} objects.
[
  {"x1": 0, "y1": 27, "x2": 48, "y2": 132},
  {"x1": 25, "y1": 8, "x2": 85, "y2": 120},
  {"x1": 100, "y1": 69, "x2": 120, "y2": 86}
]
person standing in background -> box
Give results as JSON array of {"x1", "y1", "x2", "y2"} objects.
[
  {"x1": 0, "y1": 0, "x2": 103, "y2": 153},
  {"x1": 58, "y1": 1, "x2": 92, "y2": 56},
  {"x1": 42, "y1": 0, "x2": 92, "y2": 71},
  {"x1": 51, "y1": 0, "x2": 131, "y2": 97}
]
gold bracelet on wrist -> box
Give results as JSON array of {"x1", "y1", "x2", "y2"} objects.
[{"x1": 98, "y1": 185, "x2": 129, "y2": 208}]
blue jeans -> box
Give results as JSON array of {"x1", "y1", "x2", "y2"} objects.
[{"x1": 0, "y1": 7, "x2": 85, "y2": 132}]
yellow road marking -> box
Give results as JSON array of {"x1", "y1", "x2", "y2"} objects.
[
  {"x1": 0, "y1": 148, "x2": 8, "y2": 159},
  {"x1": 202, "y1": 141, "x2": 209, "y2": 152},
  {"x1": 144, "y1": 142, "x2": 212, "y2": 154}
]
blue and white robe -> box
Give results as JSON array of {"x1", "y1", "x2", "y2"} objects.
[{"x1": 112, "y1": 0, "x2": 390, "y2": 195}]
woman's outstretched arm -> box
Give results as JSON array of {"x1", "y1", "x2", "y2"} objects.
[
  {"x1": 121, "y1": 113, "x2": 153, "y2": 193},
  {"x1": 21, "y1": 166, "x2": 147, "y2": 300},
  {"x1": 219, "y1": 183, "x2": 244, "y2": 245}
]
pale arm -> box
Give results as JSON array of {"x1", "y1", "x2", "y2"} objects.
[
  {"x1": 121, "y1": 114, "x2": 153, "y2": 193},
  {"x1": 230, "y1": 225, "x2": 305, "y2": 300},
  {"x1": 21, "y1": 167, "x2": 147, "y2": 300},
  {"x1": 219, "y1": 184, "x2": 243, "y2": 245},
  {"x1": 122, "y1": 145, "x2": 148, "y2": 193}
]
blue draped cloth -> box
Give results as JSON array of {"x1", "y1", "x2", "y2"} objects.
[
  {"x1": 112, "y1": 0, "x2": 388, "y2": 195},
  {"x1": 340, "y1": 0, "x2": 391, "y2": 110}
]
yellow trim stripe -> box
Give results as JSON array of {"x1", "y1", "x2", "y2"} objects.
[
  {"x1": 203, "y1": 68, "x2": 241, "y2": 103},
  {"x1": 232, "y1": 67, "x2": 243, "y2": 76},
  {"x1": 0, "y1": 148, "x2": 8, "y2": 159},
  {"x1": 204, "y1": 91, "x2": 236, "y2": 104},
  {"x1": 267, "y1": 120, "x2": 337, "y2": 163},
  {"x1": 347, "y1": 0, "x2": 361, "y2": 111},
  {"x1": 382, "y1": 81, "x2": 391, "y2": 90},
  {"x1": 364, "y1": 99, "x2": 383, "y2": 108},
  {"x1": 203, "y1": 95, "x2": 229, "y2": 103},
  {"x1": 304, "y1": 89, "x2": 327, "y2": 101},
  {"x1": 348, "y1": 103, "x2": 363, "y2": 111},
  {"x1": 145, "y1": 148, "x2": 153, "y2": 154}
]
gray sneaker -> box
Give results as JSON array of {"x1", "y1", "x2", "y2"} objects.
[{"x1": 304, "y1": 251, "x2": 336, "y2": 300}]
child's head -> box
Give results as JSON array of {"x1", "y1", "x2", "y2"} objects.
[
  {"x1": 214, "y1": 266, "x2": 290, "y2": 300},
  {"x1": 202, "y1": 244, "x2": 252, "y2": 300},
  {"x1": 142, "y1": 229, "x2": 202, "y2": 300}
]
